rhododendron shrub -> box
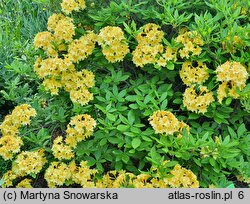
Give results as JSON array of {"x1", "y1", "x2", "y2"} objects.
[{"x1": 0, "y1": 0, "x2": 249, "y2": 188}]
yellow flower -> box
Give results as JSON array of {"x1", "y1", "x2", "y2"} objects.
[
  {"x1": 237, "y1": 175, "x2": 250, "y2": 184},
  {"x1": 71, "y1": 161, "x2": 97, "y2": 187},
  {"x1": 67, "y1": 31, "x2": 97, "y2": 63},
  {"x1": 216, "y1": 61, "x2": 248, "y2": 87},
  {"x1": 11, "y1": 104, "x2": 37, "y2": 126},
  {"x1": 222, "y1": 35, "x2": 244, "y2": 53},
  {"x1": 43, "y1": 77, "x2": 63, "y2": 95},
  {"x1": 149, "y1": 110, "x2": 190, "y2": 136},
  {"x1": 98, "y1": 26, "x2": 129, "y2": 63},
  {"x1": 0, "y1": 135, "x2": 23, "y2": 160},
  {"x1": 133, "y1": 23, "x2": 167, "y2": 67},
  {"x1": 65, "y1": 114, "x2": 96, "y2": 148},
  {"x1": 180, "y1": 61, "x2": 209, "y2": 86},
  {"x1": 44, "y1": 162, "x2": 71, "y2": 188},
  {"x1": 136, "y1": 23, "x2": 164, "y2": 44},
  {"x1": 47, "y1": 13, "x2": 65, "y2": 31},
  {"x1": 69, "y1": 86, "x2": 94, "y2": 105},
  {"x1": 216, "y1": 61, "x2": 248, "y2": 103},
  {"x1": 16, "y1": 179, "x2": 33, "y2": 188},
  {"x1": 52, "y1": 136, "x2": 74, "y2": 160},
  {"x1": 61, "y1": 0, "x2": 86, "y2": 15},
  {"x1": 34, "y1": 31, "x2": 54, "y2": 50},
  {"x1": 53, "y1": 16, "x2": 75, "y2": 42},
  {"x1": 148, "y1": 110, "x2": 180, "y2": 135},
  {"x1": 12, "y1": 149, "x2": 47, "y2": 176},
  {"x1": 1, "y1": 170, "x2": 18, "y2": 187},
  {"x1": 164, "y1": 164, "x2": 199, "y2": 188},
  {"x1": 183, "y1": 85, "x2": 214, "y2": 114},
  {"x1": 176, "y1": 30, "x2": 204, "y2": 58},
  {"x1": 0, "y1": 104, "x2": 36, "y2": 138}
]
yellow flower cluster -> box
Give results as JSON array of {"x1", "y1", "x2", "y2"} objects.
[
  {"x1": 183, "y1": 85, "x2": 214, "y2": 114},
  {"x1": 67, "y1": 31, "x2": 97, "y2": 63},
  {"x1": 34, "y1": 31, "x2": 54, "y2": 52},
  {"x1": 61, "y1": 0, "x2": 86, "y2": 14},
  {"x1": 0, "y1": 135, "x2": 23, "y2": 161},
  {"x1": 0, "y1": 104, "x2": 36, "y2": 160},
  {"x1": 34, "y1": 57, "x2": 95, "y2": 104},
  {"x1": 1, "y1": 170, "x2": 18, "y2": 187},
  {"x1": 65, "y1": 114, "x2": 96, "y2": 148},
  {"x1": 148, "y1": 110, "x2": 190, "y2": 136},
  {"x1": 164, "y1": 164, "x2": 199, "y2": 188},
  {"x1": 16, "y1": 179, "x2": 33, "y2": 188},
  {"x1": 43, "y1": 159, "x2": 199, "y2": 188},
  {"x1": 70, "y1": 161, "x2": 98, "y2": 187},
  {"x1": 44, "y1": 160, "x2": 97, "y2": 188},
  {"x1": 237, "y1": 175, "x2": 250, "y2": 184},
  {"x1": 34, "y1": 14, "x2": 75, "y2": 57},
  {"x1": 52, "y1": 15, "x2": 75, "y2": 42},
  {"x1": 176, "y1": 31, "x2": 204, "y2": 58},
  {"x1": 98, "y1": 26, "x2": 129, "y2": 63},
  {"x1": 52, "y1": 136, "x2": 74, "y2": 160},
  {"x1": 34, "y1": 9, "x2": 97, "y2": 105},
  {"x1": 34, "y1": 31, "x2": 58, "y2": 57},
  {"x1": 132, "y1": 23, "x2": 176, "y2": 67},
  {"x1": 96, "y1": 170, "x2": 154, "y2": 188},
  {"x1": 34, "y1": 57, "x2": 71, "y2": 94},
  {"x1": 34, "y1": 57, "x2": 70, "y2": 79},
  {"x1": 67, "y1": 70, "x2": 95, "y2": 105},
  {"x1": 2, "y1": 149, "x2": 46, "y2": 187},
  {"x1": 216, "y1": 61, "x2": 248, "y2": 103},
  {"x1": 44, "y1": 161, "x2": 72, "y2": 188},
  {"x1": 96, "y1": 162, "x2": 199, "y2": 188},
  {"x1": 12, "y1": 149, "x2": 47, "y2": 176},
  {"x1": 180, "y1": 61, "x2": 209, "y2": 86}
]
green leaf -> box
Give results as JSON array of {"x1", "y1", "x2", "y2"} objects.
[
  {"x1": 124, "y1": 132, "x2": 135, "y2": 137},
  {"x1": 222, "y1": 136, "x2": 230, "y2": 145},
  {"x1": 96, "y1": 162, "x2": 104, "y2": 172},
  {"x1": 166, "y1": 61, "x2": 175, "y2": 70},
  {"x1": 173, "y1": 98, "x2": 182, "y2": 104},
  {"x1": 30, "y1": 173, "x2": 37, "y2": 179},
  {"x1": 107, "y1": 113, "x2": 116, "y2": 121},
  {"x1": 226, "y1": 184, "x2": 235, "y2": 188},
  {"x1": 164, "y1": 161, "x2": 178, "y2": 167},
  {"x1": 95, "y1": 104, "x2": 106, "y2": 113},
  {"x1": 209, "y1": 158, "x2": 216, "y2": 167},
  {"x1": 125, "y1": 95, "x2": 137, "y2": 101},
  {"x1": 117, "y1": 124, "x2": 129, "y2": 131},
  {"x1": 128, "y1": 110, "x2": 136, "y2": 125},
  {"x1": 115, "y1": 161, "x2": 123, "y2": 171},
  {"x1": 0, "y1": 180, "x2": 4, "y2": 186},
  {"x1": 121, "y1": 154, "x2": 129, "y2": 163},
  {"x1": 108, "y1": 137, "x2": 120, "y2": 144},
  {"x1": 148, "y1": 146, "x2": 162, "y2": 164},
  {"x1": 237, "y1": 124, "x2": 247, "y2": 137},
  {"x1": 225, "y1": 97, "x2": 232, "y2": 105},
  {"x1": 100, "y1": 138, "x2": 107, "y2": 146},
  {"x1": 160, "y1": 99, "x2": 168, "y2": 110},
  {"x1": 131, "y1": 138, "x2": 141, "y2": 149},
  {"x1": 160, "y1": 92, "x2": 168, "y2": 102},
  {"x1": 188, "y1": 113, "x2": 200, "y2": 120},
  {"x1": 142, "y1": 135, "x2": 152, "y2": 142},
  {"x1": 37, "y1": 128, "x2": 49, "y2": 140},
  {"x1": 86, "y1": 156, "x2": 96, "y2": 166},
  {"x1": 227, "y1": 126, "x2": 237, "y2": 138},
  {"x1": 129, "y1": 103, "x2": 138, "y2": 109},
  {"x1": 194, "y1": 158, "x2": 201, "y2": 167}
]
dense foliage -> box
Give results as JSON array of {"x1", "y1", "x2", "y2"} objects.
[{"x1": 0, "y1": 0, "x2": 249, "y2": 188}]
